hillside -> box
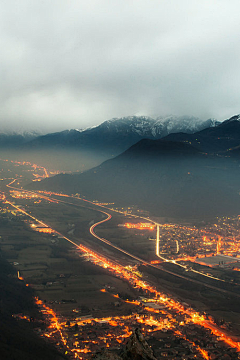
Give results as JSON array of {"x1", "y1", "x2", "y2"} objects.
[
  {"x1": 0, "y1": 114, "x2": 221, "y2": 172},
  {"x1": 28, "y1": 139, "x2": 240, "y2": 219},
  {"x1": 163, "y1": 115, "x2": 240, "y2": 153}
]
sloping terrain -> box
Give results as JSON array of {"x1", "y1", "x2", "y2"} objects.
[
  {"x1": 163, "y1": 115, "x2": 240, "y2": 153},
  {"x1": 28, "y1": 139, "x2": 240, "y2": 219}
]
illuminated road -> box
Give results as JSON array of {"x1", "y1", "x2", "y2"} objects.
[
  {"x1": 51, "y1": 193, "x2": 232, "y2": 284},
  {"x1": 6, "y1": 181, "x2": 240, "y2": 298},
  {"x1": 13, "y1": 189, "x2": 240, "y2": 299},
  {"x1": 4, "y1": 186, "x2": 240, "y2": 355},
  {"x1": 89, "y1": 210, "x2": 240, "y2": 298},
  {"x1": 18, "y1": 205, "x2": 240, "y2": 352},
  {"x1": 2, "y1": 160, "x2": 240, "y2": 358},
  {"x1": 89, "y1": 212, "x2": 153, "y2": 264},
  {"x1": 41, "y1": 193, "x2": 240, "y2": 295},
  {"x1": 87, "y1": 208, "x2": 240, "y2": 297}
]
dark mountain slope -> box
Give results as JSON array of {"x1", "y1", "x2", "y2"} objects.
[
  {"x1": 28, "y1": 139, "x2": 240, "y2": 219},
  {"x1": 22, "y1": 117, "x2": 158, "y2": 157},
  {"x1": 163, "y1": 115, "x2": 240, "y2": 153}
]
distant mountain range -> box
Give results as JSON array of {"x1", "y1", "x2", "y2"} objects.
[
  {"x1": 0, "y1": 131, "x2": 42, "y2": 148},
  {"x1": 21, "y1": 115, "x2": 220, "y2": 156},
  {"x1": 28, "y1": 114, "x2": 240, "y2": 219},
  {"x1": 0, "y1": 115, "x2": 222, "y2": 172},
  {"x1": 0, "y1": 115, "x2": 219, "y2": 156}
]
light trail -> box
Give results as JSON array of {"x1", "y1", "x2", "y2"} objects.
[
  {"x1": 38, "y1": 299, "x2": 212, "y2": 360},
  {"x1": 6, "y1": 183, "x2": 240, "y2": 293},
  {"x1": 123, "y1": 222, "x2": 155, "y2": 230},
  {"x1": 174, "y1": 330, "x2": 210, "y2": 360},
  {"x1": 35, "y1": 298, "x2": 81, "y2": 359},
  {"x1": 89, "y1": 212, "x2": 155, "y2": 264},
  {"x1": 4, "y1": 180, "x2": 240, "y2": 354},
  {"x1": 6, "y1": 198, "x2": 240, "y2": 353},
  {"x1": 87, "y1": 205, "x2": 240, "y2": 298},
  {"x1": 46, "y1": 192, "x2": 233, "y2": 284}
]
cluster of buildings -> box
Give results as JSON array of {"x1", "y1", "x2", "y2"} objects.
[
  {"x1": 33, "y1": 290, "x2": 240, "y2": 360},
  {"x1": 154, "y1": 217, "x2": 240, "y2": 270}
]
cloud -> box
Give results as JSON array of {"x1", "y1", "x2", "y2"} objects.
[{"x1": 0, "y1": 0, "x2": 240, "y2": 131}]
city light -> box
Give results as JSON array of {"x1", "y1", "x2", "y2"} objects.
[
  {"x1": 123, "y1": 222, "x2": 155, "y2": 230},
  {"x1": 2, "y1": 160, "x2": 240, "y2": 359}
]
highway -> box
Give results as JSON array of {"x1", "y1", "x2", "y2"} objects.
[
  {"x1": 42, "y1": 193, "x2": 240, "y2": 289},
  {"x1": 4, "y1": 181, "x2": 240, "y2": 353},
  {"x1": 5, "y1": 195, "x2": 240, "y2": 352},
  {"x1": 54, "y1": 193, "x2": 231, "y2": 284},
  {"x1": 88, "y1": 208, "x2": 240, "y2": 298},
  {"x1": 6, "y1": 181, "x2": 240, "y2": 297},
  {"x1": 2, "y1": 161, "x2": 240, "y2": 353}
]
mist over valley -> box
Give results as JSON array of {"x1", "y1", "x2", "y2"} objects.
[{"x1": 27, "y1": 114, "x2": 240, "y2": 219}]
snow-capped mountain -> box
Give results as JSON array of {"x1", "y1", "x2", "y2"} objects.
[
  {"x1": 89, "y1": 115, "x2": 219, "y2": 138},
  {"x1": 218, "y1": 114, "x2": 240, "y2": 125},
  {"x1": 93, "y1": 116, "x2": 156, "y2": 136},
  {"x1": 152, "y1": 115, "x2": 219, "y2": 137},
  {"x1": 0, "y1": 115, "x2": 220, "y2": 150},
  {"x1": 20, "y1": 114, "x2": 220, "y2": 157},
  {"x1": 0, "y1": 130, "x2": 42, "y2": 148}
]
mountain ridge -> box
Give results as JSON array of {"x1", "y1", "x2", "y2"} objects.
[
  {"x1": 27, "y1": 133, "x2": 240, "y2": 219},
  {"x1": 18, "y1": 115, "x2": 220, "y2": 157},
  {"x1": 163, "y1": 114, "x2": 240, "y2": 153}
]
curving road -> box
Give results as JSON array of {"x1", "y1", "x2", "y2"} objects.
[
  {"x1": 88, "y1": 208, "x2": 240, "y2": 298},
  {"x1": 5, "y1": 182, "x2": 240, "y2": 298}
]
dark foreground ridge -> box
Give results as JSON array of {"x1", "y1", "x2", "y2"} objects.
[{"x1": 92, "y1": 328, "x2": 157, "y2": 360}]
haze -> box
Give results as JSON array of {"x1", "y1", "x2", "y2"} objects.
[{"x1": 1, "y1": 0, "x2": 240, "y2": 132}]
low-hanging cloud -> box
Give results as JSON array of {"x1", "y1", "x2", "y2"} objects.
[{"x1": 1, "y1": 0, "x2": 240, "y2": 132}]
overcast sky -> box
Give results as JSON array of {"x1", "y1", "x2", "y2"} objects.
[{"x1": 1, "y1": 0, "x2": 240, "y2": 132}]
